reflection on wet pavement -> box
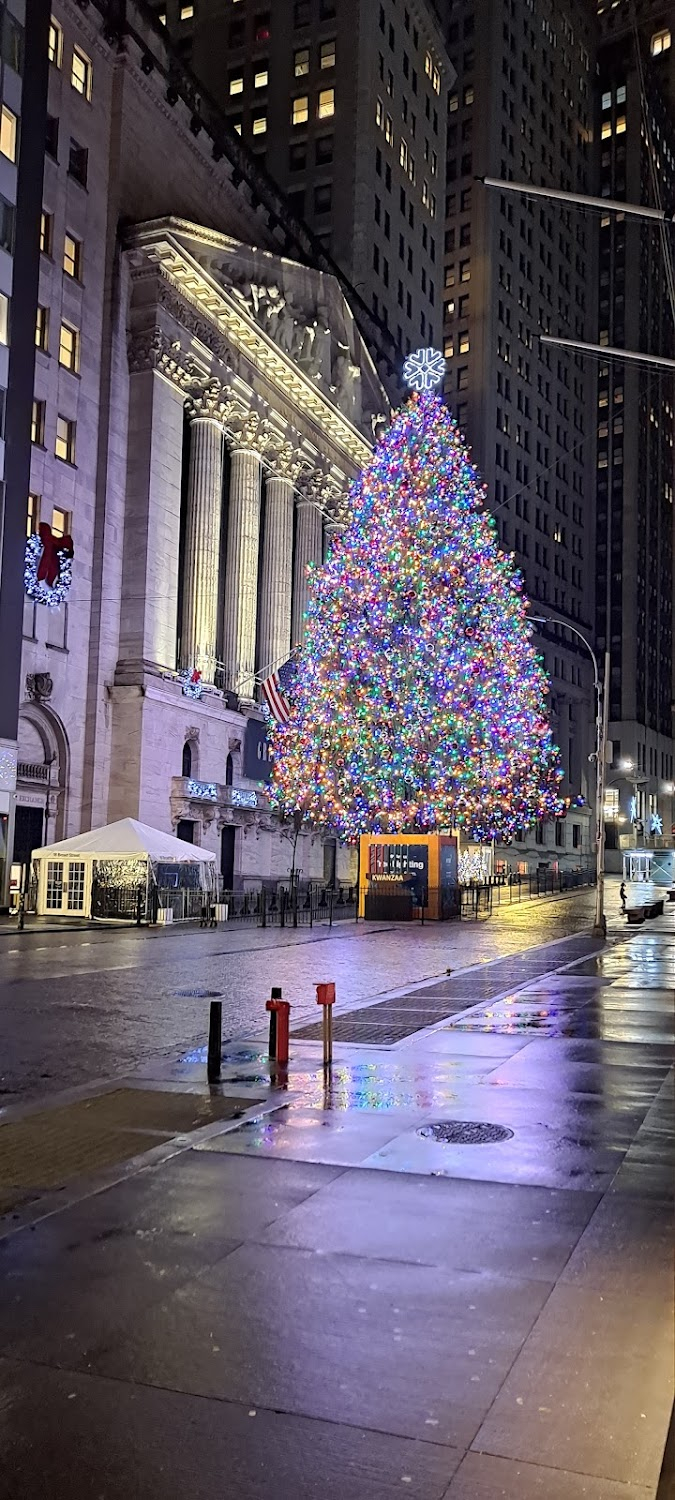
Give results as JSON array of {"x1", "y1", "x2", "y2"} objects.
[{"x1": 190, "y1": 921, "x2": 675, "y2": 1197}]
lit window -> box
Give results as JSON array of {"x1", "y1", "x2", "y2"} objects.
[
  {"x1": 254, "y1": 68, "x2": 268, "y2": 88},
  {"x1": 651, "y1": 28, "x2": 671, "y2": 55},
  {"x1": 51, "y1": 505, "x2": 70, "y2": 538},
  {"x1": 449, "y1": 92, "x2": 458, "y2": 112},
  {"x1": 71, "y1": 46, "x2": 93, "y2": 100},
  {"x1": 58, "y1": 321, "x2": 80, "y2": 372},
  {"x1": 0, "y1": 290, "x2": 8, "y2": 343},
  {"x1": 252, "y1": 114, "x2": 267, "y2": 134},
  {"x1": 601, "y1": 90, "x2": 611, "y2": 110},
  {"x1": 229, "y1": 75, "x2": 244, "y2": 95},
  {"x1": 615, "y1": 115, "x2": 626, "y2": 133},
  {"x1": 292, "y1": 95, "x2": 309, "y2": 124},
  {"x1": 232, "y1": 118, "x2": 242, "y2": 135},
  {"x1": 55, "y1": 415, "x2": 76, "y2": 464},
  {"x1": 444, "y1": 334, "x2": 454, "y2": 357},
  {"x1": 180, "y1": 3, "x2": 194, "y2": 18},
  {"x1": 400, "y1": 138, "x2": 408, "y2": 169},
  {"x1": 294, "y1": 47, "x2": 309, "y2": 76},
  {"x1": 463, "y1": 85, "x2": 474, "y2": 106},
  {"x1": 376, "y1": 97, "x2": 383, "y2": 127},
  {"x1": 27, "y1": 493, "x2": 40, "y2": 536},
  {"x1": 48, "y1": 17, "x2": 63, "y2": 67},
  {"x1": 63, "y1": 233, "x2": 82, "y2": 280},
  {"x1": 601, "y1": 120, "x2": 611, "y2": 138},
  {"x1": 616, "y1": 84, "x2": 626, "y2": 102},
  {"x1": 35, "y1": 305, "x2": 49, "y2": 351},
  {"x1": 384, "y1": 113, "x2": 393, "y2": 143},
  {"x1": 158, "y1": 12, "x2": 166, "y2": 23},
  {"x1": 318, "y1": 87, "x2": 335, "y2": 118},
  {"x1": 320, "y1": 39, "x2": 335, "y2": 69},
  {"x1": 40, "y1": 210, "x2": 53, "y2": 255},
  {"x1": 459, "y1": 330, "x2": 470, "y2": 353},
  {"x1": 459, "y1": 259, "x2": 470, "y2": 282},
  {"x1": 31, "y1": 400, "x2": 45, "y2": 445},
  {"x1": 0, "y1": 104, "x2": 17, "y2": 162}
]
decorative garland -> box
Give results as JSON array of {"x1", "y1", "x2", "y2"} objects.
[
  {"x1": 24, "y1": 523, "x2": 74, "y2": 607},
  {"x1": 180, "y1": 668, "x2": 204, "y2": 700}
]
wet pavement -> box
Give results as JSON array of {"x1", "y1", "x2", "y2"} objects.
[
  {"x1": 1, "y1": 884, "x2": 607, "y2": 1103},
  {"x1": 0, "y1": 898, "x2": 672, "y2": 1497}
]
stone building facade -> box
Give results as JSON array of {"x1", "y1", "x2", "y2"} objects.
[{"x1": 14, "y1": 0, "x2": 388, "y2": 892}]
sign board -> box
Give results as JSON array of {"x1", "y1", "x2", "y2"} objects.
[{"x1": 244, "y1": 716, "x2": 272, "y2": 783}]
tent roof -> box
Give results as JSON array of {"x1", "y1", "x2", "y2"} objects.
[{"x1": 32, "y1": 817, "x2": 216, "y2": 864}]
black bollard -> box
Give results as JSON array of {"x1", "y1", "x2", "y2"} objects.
[
  {"x1": 207, "y1": 1000, "x2": 222, "y2": 1081},
  {"x1": 268, "y1": 985, "x2": 282, "y2": 1058}
]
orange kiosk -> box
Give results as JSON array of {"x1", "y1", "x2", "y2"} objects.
[{"x1": 358, "y1": 832, "x2": 459, "y2": 920}]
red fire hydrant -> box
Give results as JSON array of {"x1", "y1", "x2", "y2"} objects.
[
  {"x1": 266, "y1": 987, "x2": 291, "y2": 1067},
  {"x1": 316, "y1": 981, "x2": 336, "y2": 1067}
]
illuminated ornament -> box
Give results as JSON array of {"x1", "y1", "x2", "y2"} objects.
[
  {"x1": 24, "y1": 523, "x2": 74, "y2": 607},
  {"x1": 402, "y1": 346, "x2": 446, "y2": 392},
  {"x1": 629, "y1": 796, "x2": 638, "y2": 823},
  {"x1": 649, "y1": 811, "x2": 663, "y2": 835},
  {"x1": 180, "y1": 668, "x2": 203, "y2": 699},
  {"x1": 271, "y1": 386, "x2": 563, "y2": 843}
]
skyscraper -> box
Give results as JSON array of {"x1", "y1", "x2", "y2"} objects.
[
  {"x1": 595, "y1": 0, "x2": 674, "y2": 856},
  {"x1": 150, "y1": 0, "x2": 452, "y2": 356}
]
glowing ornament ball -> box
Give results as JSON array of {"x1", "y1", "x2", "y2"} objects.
[{"x1": 272, "y1": 348, "x2": 563, "y2": 842}]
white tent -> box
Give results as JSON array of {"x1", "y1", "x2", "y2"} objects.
[{"x1": 31, "y1": 818, "x2": 216, "y2": 919}]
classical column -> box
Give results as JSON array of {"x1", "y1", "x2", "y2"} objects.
[
  {"x1": 221, "y1": 410, "x2": 265, "y2": 698},
  {"x1": 180, "y1": 396, "x2": 226, "y2": 681},
  {"x1": 323, "y1": 510, "x2": 347, "y2": 562},
  {"x1": 258, "y1": 444, "x2": 303, "y2": 675},
  {"x1": 292, "y1": 482, "x2": 325, "y2": 646}
]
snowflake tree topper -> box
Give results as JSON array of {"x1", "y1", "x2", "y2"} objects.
[{"x1": 402, "y1": 346, "x2": 446, "y2": 392}]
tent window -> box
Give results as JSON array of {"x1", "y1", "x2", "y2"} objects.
[{"x1": 182, "y1": 741, "x2": 192, "y2": 777}]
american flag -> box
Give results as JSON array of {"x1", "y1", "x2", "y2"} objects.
[{"x1": 261, "y1": 656, "x2": 297, "y2": 723}]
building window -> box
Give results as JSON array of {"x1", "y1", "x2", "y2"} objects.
[
  {"x1": 229, "y1": 74, "x2": 244, "y2": 95},
  {"x1": 318, "y1": 87, "x2": 335, "y2": 118},
  {"x1": 459, "y1": 330, "x2": 470, "y2": 353},
  {"x1": 40, "y1": 210, "x2": 53, "y2": 256},
  {"x1": 45, "y1": 113, "x2": 59, "y2": 158},
  {"x1": 48, "y1": 17, "x2": 63, "y2": 66},
  {"x1": 55, "y1": 416, "x2": 76, "y2": 464},
  {"x1": 254, "y1": 12, "x2": 271, "y2": 42},
  {"x1": 180, "y1": 2, "x2": 194, "y2": 16},
  {"x1": 459, "y1": 259, "x2": 471, "y2": 282},
  {"x1": 51, "y1": 505, "x2": 70, "y2": 538},
  {"x1": 254, "y1": 67, "x2": 269, "y2": 88},
  {"x1": 27, "y1": 493, "x2": 40, "y2": 536},
  {"x1": 651, "y1": 28, "x2": 671, "y2": 55},
  {"x1": 225, "y1": 753, "x2": 234, "y2": 786},
  {"x1": 58, "y1": 321, "x2": 80, "y2": 372},
  {"x1": 71, "y1": 46, "x2": 93, "y2": 100},
  {"x1": 182, "y1": 741, "x2": 192, "y2": 777},
  {"x1": 555, "y1": 820, "x2": 564, "y2": 847},
  {"x1": 572, "y1": 823, "x2": 581, "y2": 848},
  {"x1": 289, "y1": 141, "x2": 306, "y2": 170},
  {"x1": 294, "y1": 46, "x2": 309, "y2": 76},
  {"x1": 0, "y1": 104, "x2": 17, "y2": 162},
  {"x1": 314, "y1": 182, "x2": 332, "y2": 213},
  {"x1": 35, "y1": 305, "x2": 49, "y2": 351},
  {"x1": 0, "y1": 290, "x2": 7, "y2": 344},
  {"x1": 63, "y1": 232, "x2": 82, "y2": 280},
  {"x1": 1, "y1": 13, "x2": 24, "y2": 75},
  {"x1": 68, "y1": 139, "x2": 88, "y2": 187},
  {"x1": 315, "y1": 134, "x2": 333, "y2": 164},
  {"x1": 320, "y1": 39, "x2": 336, "y2": 69},
  {"x1": 31, "y1": 400, "x2": 46, "y2": 446},
  {"x1": 463, "y1": 84, "x2": 474, "y2": 105},
  {"x1": 292, "y1": 95, "x2": 309, "y2": 125},
  {"x1": 0, "y1": 195, "x2": 15, "y2": 254},
  {"x1": 457, "y1": 365, "x2": 469, "y2": 389},
  {"x1": 252, "y1": 114, "x2": 267, "y2": 134}
]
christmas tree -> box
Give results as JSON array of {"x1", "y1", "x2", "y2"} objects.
[{"x1": 271, "y1": 364, "x2": 562, "y2": 843}]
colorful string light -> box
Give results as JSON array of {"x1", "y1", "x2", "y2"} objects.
[{"x1": 271, "y1": 391, "x2": 563, "y2": 842}]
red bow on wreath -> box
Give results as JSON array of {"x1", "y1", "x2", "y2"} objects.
[{"x1": 36, "y1": 522, "x2": 74, "y2": 587}]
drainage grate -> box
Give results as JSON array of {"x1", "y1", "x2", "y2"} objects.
[
  {"x1": 292, "y1": 933, "x2": 601, "y2": 1046},
  {"x1": 418, "y1": 1120, "x2": 514, "y2": 1145}
]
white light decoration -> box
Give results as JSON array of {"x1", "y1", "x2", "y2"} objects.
[
  {"x1": 402, "y1": 346, "x2": 446, "y2": 392},
  {"x1": 231, "y1": 787, "x2": 257, "y2": 809},
  {"x1": 24, "y1": 532, "x2": 73, "y2": 607},
  {"x1": 649, "y1": 811, "x2": 663, "y2": 835},
  {"x1": 186, "y1": 778, "x2": 217, "y2": 801},
  {"x1": 180, "y1": 668, "x2": 204, "y2": 699}
]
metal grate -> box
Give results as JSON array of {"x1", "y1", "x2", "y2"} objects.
[
  {"x1": 292, "y1": 933, "x2": 601, "y2": 1045},
  {"x1": 418, "y1": 1121, "x2": 514, "y2": 1145}
]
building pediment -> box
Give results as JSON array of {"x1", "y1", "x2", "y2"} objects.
[{"x1": 125, "y1": 218, "x2": 390, "y2": 465}]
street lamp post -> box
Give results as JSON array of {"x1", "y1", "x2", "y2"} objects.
[{"x1": 529, "y1": 615, "x2": 610, "y2": 939}]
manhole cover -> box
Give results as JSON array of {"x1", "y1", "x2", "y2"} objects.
[
  {"x1": 418, "y1": 1120, "x2": 514, "y2": 1145},
  {"x1": 175, "y1": 989, "x2": 222, "y2": 998}
]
